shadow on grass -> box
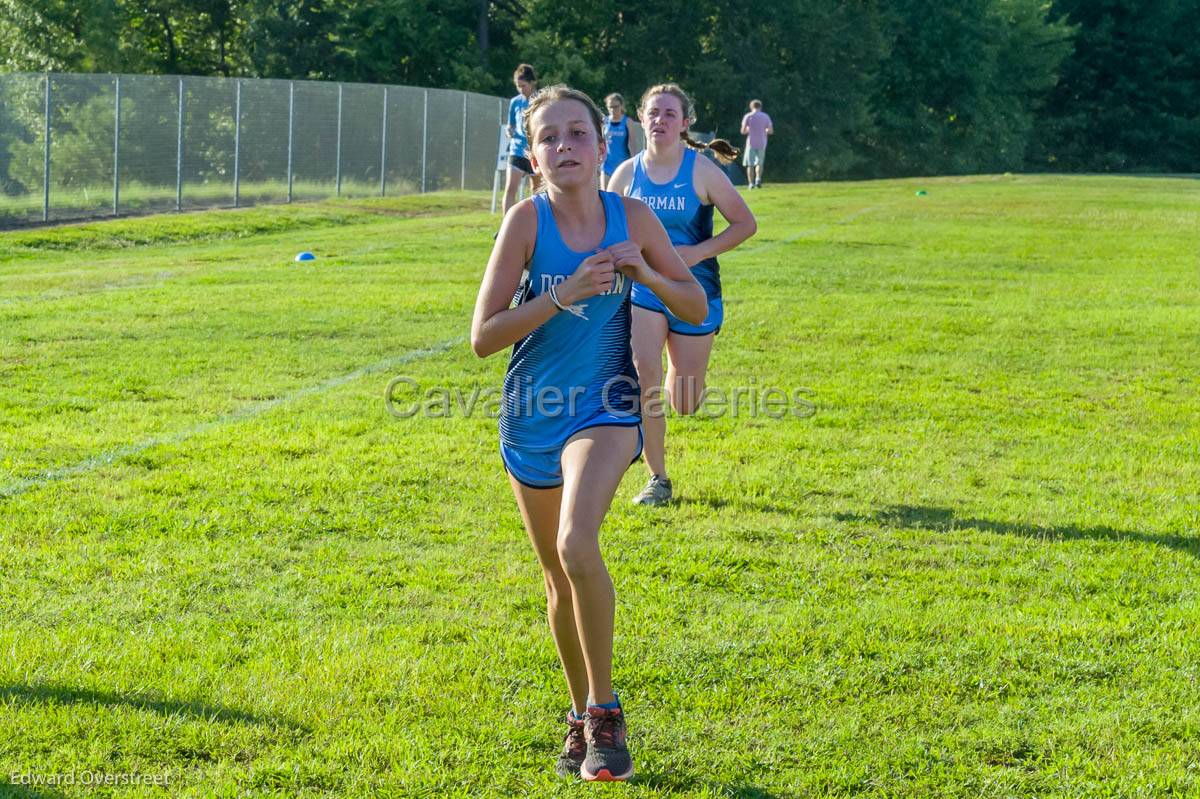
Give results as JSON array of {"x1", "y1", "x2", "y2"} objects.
[
  {"x1": 835, "y1": 505, "x2": 1198, "y2": 559},
  {"x1": 674, "y1": 495, "x2": 801, "y2": 516},
  {"x1": 0, "y1": 682, "x2": 309, "y2": 734},
  {"x1": 633, "y1": 769, "x2": 781, "y2": 797}
]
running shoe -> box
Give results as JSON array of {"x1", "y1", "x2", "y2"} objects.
[
  {"x1": 581, "y1": 704, "x2": 633, "y2": 781},
  {"x1": 632, "y1": 474, "x2": 672, "y2": 506},
  {"x1": 555, "y1": 710, "x2": 587, "y2": 777}
]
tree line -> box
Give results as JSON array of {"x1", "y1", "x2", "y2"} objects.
[{"x1": 1, "y1": 0, "x2": 1197, "y2": 180}]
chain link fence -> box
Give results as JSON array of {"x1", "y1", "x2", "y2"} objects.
[{"x1": 0, "y1": 73, "x2": 508, "y2": 228}]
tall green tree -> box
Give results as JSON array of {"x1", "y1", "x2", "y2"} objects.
[
  {"x1": 1034, "y1": 0, "x2": 1200, "y2": 171},
  {"x1": 707, "y1": 0, "x2": 886, "y2": 178},
  {"x1": 0, "y1": 0, "x2": 249, "y2": 75},
  {"x1": 862, "y1": 0, "x2": 1072, "y2": 176},
  {"x1": 0, "y1": 0, "x2": 127, "y2": 72},
  {"x1": 510, "y1": 0, "x2": 886, "y2": 180},
  {"x1": 1, "y1": 0, "x2": 1190, "y2": 180}
]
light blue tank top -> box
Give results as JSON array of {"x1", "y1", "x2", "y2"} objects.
[
  {"x1": 508, "y1": 94, "x2": 531, "y2": 157},
  {"x1": 627, "y1": 148, "x2": 721, "y2": 303},
  {"x1": 602, "y1": 116, "x2": 631, "y2": 174},
  {"x1": 501, "y1": 191, "x2": 640, "y2": 450}
]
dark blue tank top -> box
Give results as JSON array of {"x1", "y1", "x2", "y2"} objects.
[
  {"x1": 500, "y1": 192, "x2": 640, "y2": 450},
  {"x1": 627, "y1": 148, "x2": 721, "y2": 302}
]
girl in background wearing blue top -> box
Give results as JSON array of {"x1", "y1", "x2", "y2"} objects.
[
  {"x1": 472, "y1": 85, "x2": 705, "y2": 781},
  {"x1": 503, "y1": 64, "x2": 541, "y2": 215},
  {"x1": 608, "y1": 83, "x2": 757, "y2": 506},
  {"x1": 600, "y1": 93, "x2": 633, "y2": 191}
]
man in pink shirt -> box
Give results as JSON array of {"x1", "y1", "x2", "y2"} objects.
[{"x1": 739, "y1": 100, "x2": 774, "y2": 189}]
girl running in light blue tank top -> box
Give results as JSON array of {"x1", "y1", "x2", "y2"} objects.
[
  {"x1": 471, "y1": 85, "x2": 707, "y2": 782},
  {"x1": 503, "y1": 64, "x2": 541, "y2": 217},
  {"x1": 600, "y1": 93, "x2": 634, "y2": 190},
  {"x1": 499, "y1": 190, "x2": 641, "y2": 468},
  {"x1": 627, "y1": 147, "x2": 722, "y2": 321},
  {"x1": 607, "y1": 83, "x2": 758, "y2": 508}
]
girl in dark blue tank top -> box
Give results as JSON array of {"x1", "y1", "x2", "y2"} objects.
[
  {"x1": 607, "y1": 83, "x2": 758, "y2": 508},
  {"x1": 471, "y1": 85, "x2": 707, "y2": 782}
]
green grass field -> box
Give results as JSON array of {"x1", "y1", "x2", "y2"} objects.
[
  {"x1": 1, "y1": 175, "x2": 1198, "y2": 798},
  {"x1": 0, "y1": 178, "x2": 429, "y2": 227}
]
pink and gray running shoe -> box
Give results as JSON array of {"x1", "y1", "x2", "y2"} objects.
[
  {"x1": 555, "y1": 711, "x2": 587, "y2": 777},
  {"x1": 581, "y1": 704, "x2": 633, "y2": 781}
]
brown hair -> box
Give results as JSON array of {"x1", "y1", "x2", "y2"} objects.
[
  {"x1": 513, "y1": 64, "x2": 537, "y2": 84},
  {"x1": 604, "y1": 93, "x2": 625, "y2": 108},
  {"x1": 522, "y1": 85, "x2": 605, "y2": 151},
  {"x1": 639, "y1": 83, "x2": 740, "y2": 164},
  {"x1": 750, "y1": 99, "x2": 762, "y2": 110}
]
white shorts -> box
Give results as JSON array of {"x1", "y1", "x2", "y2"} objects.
[{"x1": 743, "y1": 147, "x2": 766, "y2": 167}]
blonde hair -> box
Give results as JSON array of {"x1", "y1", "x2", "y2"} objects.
[{"x1": 639, "y1": 83, "x2": 740, "y2": 164}]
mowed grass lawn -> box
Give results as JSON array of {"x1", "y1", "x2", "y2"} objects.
[{"x1": 1, "y1": 175, "x2": 1197, "y2": 798}]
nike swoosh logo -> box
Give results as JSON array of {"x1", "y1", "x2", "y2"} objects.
[{"x1": 673, "y1": 183, "x2": 687, "y2": 189}]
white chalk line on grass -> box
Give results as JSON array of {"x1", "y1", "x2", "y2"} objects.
[
  {"x1": 2, "y1": 209, "x2": 484, "y2": 309},
  {"x1": 725, "y1": 205, "x2": 882, "y2": 259},
  {"x1": 2, "y1": 205, "x2": 879, "y2": 498},
  {"x1": 3, "y1": 236, "x2": 428, "y2": 309},
  {"x1": 0, "y1": 336, "x2": 464, "y2": 500},
  {"x1": 8, "y1": 199, "x2": 859, "y2": 311},
  {"x1": 1, "y1": 243, "x2": 386, "y2": 307},
  {"x1": 0, "y1": 270, "x2": 180, "y2": 307}
]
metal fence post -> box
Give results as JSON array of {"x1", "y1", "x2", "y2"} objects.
[
  {"x1": 380, "y1": 87, "x2": 389, "y2": 197},
  {"x1": 421, "y1": 89, "x2": 428, "y2": 193},
  {"x1": 287, "y1": 81, "x2": 295, "y2": 203},
  {"x1": 233, "y1": 79, "x2": 242, "y2": 208},
  {"x1": 176, "y1": 77, "x2": 184, "y2": 211},
  {"x1": 42, "y1": 74, "x2": 51, "y2": 222},
  {"x1": 6, "y1": 76, "x2": 515, "y2": 227},
  {"x1": 335, "y1": 83, "x2": 343, "y2": 197},
  {"x1": 113, "y1": 75, "x2": 121, "y2": 216},
  {"x1": 491, "y1": 98, "x2": 504, "y2": 214}
]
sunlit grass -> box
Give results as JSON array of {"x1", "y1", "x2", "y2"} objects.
[{"x1": 1, "y1": 174, "x2": 1197, "y2": 798}]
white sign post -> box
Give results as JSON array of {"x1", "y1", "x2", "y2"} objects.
[
  {"x1": 491, "y1": 122, "x2": 533, "y2": 214},
  {"x1": 491, "y1": 123, "x2": 511, "y2": 214}
]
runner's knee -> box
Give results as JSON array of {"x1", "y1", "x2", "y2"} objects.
[{"x1": 557, "y1": 526, "x2": 602, "y2": 579}]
